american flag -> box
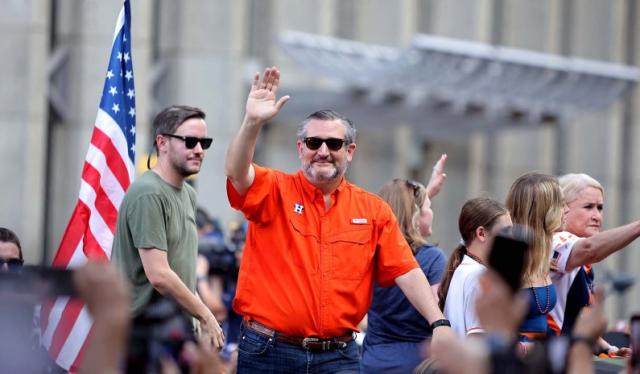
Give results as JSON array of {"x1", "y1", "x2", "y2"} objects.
[{"x1": 40, "y1": 1, "x2": 136, "y2": 370}]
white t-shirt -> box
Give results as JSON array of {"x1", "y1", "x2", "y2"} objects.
[
  {"x1": 549, "y1": 231, "x2": 582, "y2": 331},
  {"x1": 443, "y1": 255, "x2": 485, "y2": 337}
]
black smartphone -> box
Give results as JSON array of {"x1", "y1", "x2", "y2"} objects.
[
  {"x1": 0, "y1": 266, "x2": 76, "y2": 301},
  {"x1": 631, "y1": 314, "x2": 640, "y2": 373},
  {"x1": 488, "y1": 226, "x2": 530, "y2": 293}
]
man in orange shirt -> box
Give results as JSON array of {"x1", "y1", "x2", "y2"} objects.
[{"x1": 225, "y1": 67, "x2": 452, "y2": 373}]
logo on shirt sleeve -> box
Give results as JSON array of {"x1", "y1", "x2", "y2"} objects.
[
  {"x1": 351, "y1": 218, "x2": 368, "y2": 224},
  {"x1": 550, "y1": 250, "x2": 561, "y2": 272},
  {"x1": 293, "y1": 203, "x2": 304, "y2": 215}
]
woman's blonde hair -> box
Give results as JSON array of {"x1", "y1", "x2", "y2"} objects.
[
  {"x1": 558, "y1": 173, "x2": 604, "y2": 204},
  {"x1": 506, "y1": 172, "x2": 563, "y2": 281},
  {"x1": 379, "y1": 179, "x2": 428, "y2": 252}
]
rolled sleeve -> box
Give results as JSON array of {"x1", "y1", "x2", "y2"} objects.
[
  {"x1": 226, "y1": 164, "x2": 278, "y2": 224},
  {"x1": 551, "y1": 231, "x2": 581, "y2": 273}
]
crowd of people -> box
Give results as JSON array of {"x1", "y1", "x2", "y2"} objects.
[{"x1": 1, "y1": 65, "x2": 640, "y2": 373}]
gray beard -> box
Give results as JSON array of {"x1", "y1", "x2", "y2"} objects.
[{"x1": 303, "y1": 161, "x2": 347, "y2": 184}]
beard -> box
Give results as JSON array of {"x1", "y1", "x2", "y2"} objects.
[
  {"x1": 172, "y1": 155, "x2": 203, "y2": 177},
  {"x1": 303, "y1": 155, "x2": 347, "y2": 184}
]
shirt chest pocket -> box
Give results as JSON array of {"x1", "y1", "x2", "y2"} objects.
[{"x1": 328, "y1": 226, "x2": 374, "y2": 280}]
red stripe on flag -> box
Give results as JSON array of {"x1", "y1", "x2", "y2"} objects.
[
  {"x1": 91, "y1": 127, "x2": 131, "y2": 191},
  {"x1": 47, "y1": 299, "x2": 84, "y2": 360},
  {"x1": 81, "y1": 162, "x2": 119, "y2": 233},
  {"x1": 82, "y1": 222, "x2": 109, "y2": 261},
  {"x1": 51, "y1": 203, "x2": 88, "y2": 268}
]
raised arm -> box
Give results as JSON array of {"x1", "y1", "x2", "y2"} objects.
[
  {"x1": 224, "y1": 67, "x2": 290, "y2": 196},
  {"x1": 566, "y1": 220, "x2": 640, "y2": 270},
  {"x1": 425, "y1": 154, "x2": 448, "y2": 199}
]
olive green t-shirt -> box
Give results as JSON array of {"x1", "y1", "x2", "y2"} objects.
[{"x1": 111, "y1": 171, "x2": 198, "y2": 316}]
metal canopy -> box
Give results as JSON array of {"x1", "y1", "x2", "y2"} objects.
[{"x1": 279, "y1": 31, "x2": 639, "y2": 137}]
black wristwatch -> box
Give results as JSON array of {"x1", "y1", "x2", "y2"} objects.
[{"x1": 430, "y1": 319, "x2": 451, "y2": 330}]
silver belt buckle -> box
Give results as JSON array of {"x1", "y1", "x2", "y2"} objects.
[{"x1": 302, "y1": 337, "x2": 319, "y2": 350}]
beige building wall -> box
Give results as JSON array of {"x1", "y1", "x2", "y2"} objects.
[{"x1": 2, "y1": 0, "x2": 639, "y2": 317}]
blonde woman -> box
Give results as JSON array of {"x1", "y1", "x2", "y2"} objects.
[
  {"x1": 505, "y1": 172, "x2": 561, "y2": 343},
  {"x1": 551, "y1": 173, "x2": 640, "y2": 356},
  {"x1": 361, "y1": 179, "x2": 447, "y2": 374}
]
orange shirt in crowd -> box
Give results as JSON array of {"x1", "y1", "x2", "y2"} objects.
[{"x1": 227, "y1": 164, "x2": 418, "y2": 338}]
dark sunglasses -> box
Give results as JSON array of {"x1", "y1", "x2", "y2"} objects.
[
  {"x1": 0, "y1": 258, "x2": 23, "y2": 269},
  {"x1": 303, "y1": 137, "x2": 345, "y2": 151},
  {"x1": 162, "y1": 133, "x2": 213, "y2": 150}
]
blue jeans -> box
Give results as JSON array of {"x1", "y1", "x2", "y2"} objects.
[{"x1": 236, "y1": 324, "x2": 360, "y2": 374}]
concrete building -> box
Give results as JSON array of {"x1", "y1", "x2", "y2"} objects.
[{"x1": 1, "y1": 0, "x2": 639, "y2": 319}]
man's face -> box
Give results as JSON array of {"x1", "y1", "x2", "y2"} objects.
[
  {"x1": 297, "y1": 119, "x2": 356, "y2": 186},
  {"x1": 0, "y1": 241, "x2": 22, "y2": 272},
  {"x1": 564, "y1": 186, "x2": 604, "y2": 238},
  {"x1": 161, "y1": 118, "x2": 209, "y2": 177}
]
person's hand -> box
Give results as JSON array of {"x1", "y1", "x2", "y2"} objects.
[
  {"x1": 430, "y1": 328, "x2": 489, "y2": 374},
  {"x1": 245, "y1": 66, "x2": 290, "y2": 125},
  {"x1": 160, "y1": 337, "x2": 224, "y2": 374},
  {"x1": 74, "y1": 261, "x2": 129, "y2": 323},
  {"x1": 611, "y1": 346, "x2": 632, "y2": 357},
  {"x1": 200, "y1": 311, "x2": 225, "y2": 349},
  {"x1": 425, "y1": 154, "x2": 447, "y2": 199},
  {"x1": 477, "y1": 270, "x2": 527, "y2": 338},
  {"x1": 572, "y1": 288, "x2": 607, "y2": 343},
  {"x1": 430, "y1": 325, "x2": 457, "y2": 356}
]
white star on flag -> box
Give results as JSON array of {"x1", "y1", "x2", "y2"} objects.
[
  {"x1": 125, "y1": 70, "x2": 133, "y2": 81},
  {"x1": 128, "y1": 107, "x2": 135, "y2": 118},
  {"x1": 106, "y1": 70, "x2": 114, "y2": 79},
  {"x1": 112, "y1": 103, "x2": 120, "y2": 113},
  {"x1": 130, "y1": 126, "x2": 136, "y2": 135},
  {"x1": 117, "y1": 52, "x2": 122, "y2": 61},
  {"x1": 109, "y1": 86, "x2": 118, "y2": 96},
  {"x1": 124, "y1": 52, "x2": 130, "y2": 62},
  {"x1": 127, "y1": 89, "x2": 135, "y2": 99}
]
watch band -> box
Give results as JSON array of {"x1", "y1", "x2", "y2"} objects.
[{"x1": 431, "y1": 319, "x2": 451, "y2": 330}]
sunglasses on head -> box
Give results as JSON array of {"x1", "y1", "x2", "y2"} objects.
[
  {"x1": 303, "y1": 137, "x2": 345, "y2": 151},
  {"x1": 394, "y1": 179, "x2": 423, "y2": 199},
  {"x1": 162, "y1": 133, "x2": 213, "y2": 150},
  {"x1": 0, "y1": 258, "x2": 23, "y2": 269}
]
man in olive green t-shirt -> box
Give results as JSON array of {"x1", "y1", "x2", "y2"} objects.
[{"x1": 111, "y1": 105, "x2": 224, "y2": 348}]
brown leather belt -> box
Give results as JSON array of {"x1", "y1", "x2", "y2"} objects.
[{"x1": 243, "y1": 320, "x2": 353, "y2": 351}]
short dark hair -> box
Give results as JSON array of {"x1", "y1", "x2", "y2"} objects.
[
  {"x1": 0, "y1": 227, "x2": 22, "y2": 260},
  {"x1": 152, "y1": 105, "x2": 206, "y2": 140},
  {"x1": 296, "y1": 109, "x2": 357, "y2": 145}
]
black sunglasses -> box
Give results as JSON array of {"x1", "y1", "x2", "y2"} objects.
[
  {"x1": 162, "y1": 133, "x2": 213, "y2": 150},
  {"x1": 303, "y1": 137, "x2": 345, "y2": 151},
  {"x1": 0, "y1": 258, "x2": 23, "y2": 269}
]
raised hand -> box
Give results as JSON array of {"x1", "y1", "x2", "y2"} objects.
[
  {"x1": 245, "y1": 66, "x2": 290, "y2": 125},
  {"x1": 426, "y1": 154, "x2": 448, "y2": 199}
]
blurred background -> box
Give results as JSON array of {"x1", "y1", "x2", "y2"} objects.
[{"x1": 1, "y1": 0, "x2": 639, "y2": 322}]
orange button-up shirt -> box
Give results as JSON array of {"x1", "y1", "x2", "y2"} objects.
[{"x1": 227, "y1": 164, "x2": 418, "y2": 338}]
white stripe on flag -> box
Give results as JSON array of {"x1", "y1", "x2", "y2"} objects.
[
  {"x1": 67, "y1": 238, "x2": 88, "y2": 269},
  {"x1": 56, "y1": 306, "x2": 94, "y2": 370},
  {"x1": 86, "y1": 143, "x2": 126, "y2": 207},
  {"x1": 112, "y1": 6, "x2": 125, "y2": 42},
  {"x1": 78, "y1": 180, "x2": 114, "y2": 254},
  {"x1": 95, "y1": 108, "x2": 135, "y2": 179},
  {"x1": 41, "y1": 297, "x2": 71, "y2": 347}
]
